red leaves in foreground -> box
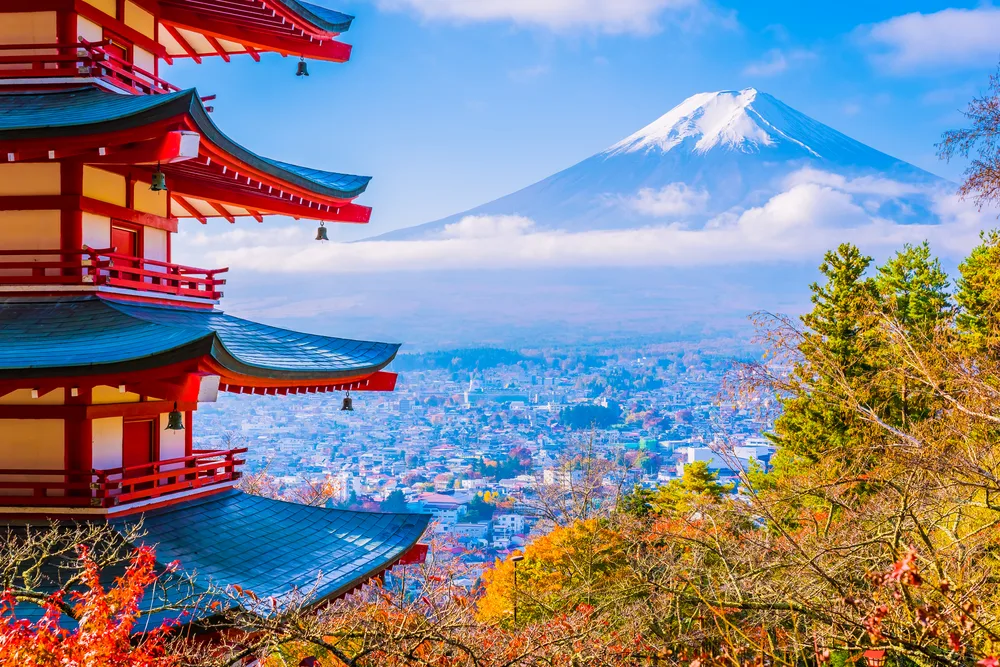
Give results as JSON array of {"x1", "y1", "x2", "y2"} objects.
[
  {"x1": 881, "y1": 547, "x2": 922, "y2": 587},
  {"x1": 0, "y1": 545, "x2": 180, "y2": 667}
]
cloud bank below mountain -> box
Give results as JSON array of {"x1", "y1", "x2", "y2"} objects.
[{"x1": 177, "y1": 169, "x2": 989, "y2": 275}]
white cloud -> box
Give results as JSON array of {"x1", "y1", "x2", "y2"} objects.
[
  {"x1": 376, "y1": 0, "x2": 702, "y2": 34},
  {"x1": 859, "y1": 8, "x2": 1000, "y2": 73},
  {"x1": 625, "y1": 183, "x2": 710, "y2": 217},
  {"x1": 742, "y1": 48, "x2": 816, "y2": 77},
  {"x1": 175, "y1": 169, "x2": 991, "y2": 275},
  {"x1": 783, "y1": 167, "x2": 925, "y2": 197},
  {"x1": 735, "y1": 183, "x2": 868, "y2": 236},
  {"x1": 440, "y1": 214, "x2": 536, "y2": 239}
]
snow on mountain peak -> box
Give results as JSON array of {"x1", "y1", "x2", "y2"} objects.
[{"x1": 606, "y1": 87, "x2": 821, "y2": 158}]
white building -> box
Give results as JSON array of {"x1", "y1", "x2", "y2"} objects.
[
  {"x1": 452, "y1": 523, "x2": 490, "y2": 539},
  {"x1": 493, "y1": 514, "x2": 525, "y2": 535},
  {"x1": 677, "y1": 439, "x2": 778, "y2": 477},
  {"x1": 543, "y1": 468, "x2": 583, "y2": 489}
]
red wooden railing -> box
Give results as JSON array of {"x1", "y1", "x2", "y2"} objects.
[
  {"x1": 0, "y1": 448, "x2": 246, "y2": 509},
  {"x1": 0, "y1": 40, "x2": 182, "y2": 95},
  {"x1": 0, "y1": 247, "x2": 228, "y2": 300}
]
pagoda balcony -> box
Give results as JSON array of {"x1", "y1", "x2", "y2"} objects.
[
  {"x1": 0, "y1": 248, "x2": 228, "y2": 303},
  {"x1": 0, "y1": 448, "x2": 247, "y2": 511},
  {"x1": 0, "y1": 40, "x2": 184, "y2": 97}
]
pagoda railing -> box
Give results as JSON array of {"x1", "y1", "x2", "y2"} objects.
[
  {"x1": 0, "y1": 448, "x2": 247, "y2": 509},
  {"x1": 0, "y1": 40, "x2": 182, "y2": 96},
  {"x1": 0, "y1": 247, "x2": 228, "y2": 301}
]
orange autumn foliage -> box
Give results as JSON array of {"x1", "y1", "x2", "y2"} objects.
[
  {"x1": 0, "y1": 545, "x2": 181, "y2": 667},
  {"x1": 477, "y1": 519, "x2": 629, "y2": 625}
]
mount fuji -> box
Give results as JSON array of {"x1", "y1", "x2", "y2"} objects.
[
  {"x1": 376, "y1": 88, "x2": 948, "y2": 240},
  {"x1": 206, "y1": 89, "x2": 981, "y2": 345}
]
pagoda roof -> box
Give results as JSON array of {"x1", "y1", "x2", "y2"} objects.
[
  {"x1": 276, "y1": 0, "x2": 355, "y2": 33},
  {"x1": 0, "y1": 297, "x2": 399, "y2": 383},
  {"x1": 158, "y1": 0, "x2": 357, "y2": 63},
  {"x1": 0, "y1": 87, "x2": 371, "y2": 202},
  {"x1": 9, "y1": 490, "x2": 430, "y2": 626},
  {"x1": 119, "y1": 490, "x2": 429, "y2": 620}
]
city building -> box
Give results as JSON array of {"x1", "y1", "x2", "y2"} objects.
[
  {"x1": 493, "y1": 513, "x2": 525, "y2": 535},
  {"x1": 543, "y1": 468, "x2": 584, "y2": 489},
  {"x1": 0, "y1": 0, "x2": 428, "y2": 623}
]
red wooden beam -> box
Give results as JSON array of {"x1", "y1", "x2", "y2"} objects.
[
  {"x1": 86, "y1": 131, "x2": 200, "y2": 166},
  {"x1": 244, "y1": 45, "x2": 260, "y2": 62},
  {"x1": 0, "y1": 401, "x2": 198, "y2": 420},
  {"x1": 0, "y1": 360, "x2": 203, "y2": 393},
  {"x1": 162, "y1": 23, "x2": 202, "y2": 64},
  {"x1": 172, "y1": 195, "x2": 207, "y2": 224},
  {"x1": 0, "y1": 117, "x2": 186, "y2": 156},
  {"x1": 82, "y1": 197, "x2": 178, "y2": 233},
  {"x1": 162, "y1": 9, "x2": 352, "y2": 62},
  {"x1": 127, "y1": 377, "x2": 202, "y2": 403},
  {"x1": 164, "y1": 172, "x2": 371, "y2": 223},
  {"x1": 214, "y1": 370, "x2": 397, "y2": 393},
  {"x1": 3, "y1": 0, "x2": 72, "y2": 9},
  {"x1": 74, "y1": 0, "x2": 167, "y2": 58},
  {"x1": 0, "y1": 195, "x2": 179, "y2": 233},
  {"x1": 169, "y1": 0, "x2": 293, "y2": 33},
  {"x1": 397, "y1": 543, "x2": 429, "y2": 565},
  {"x1": 204, "y1": 34, "x2": 231, "y2": 61},
  {"x1": 207, "y1": 201, "x2": 236, "y2": 223},
  {"x1": 246, "y1": 208, "x2": 263, "y2": 222}
]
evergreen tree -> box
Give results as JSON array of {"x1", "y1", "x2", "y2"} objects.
[
  {"x1": 956, "y1": 230, "x2": 1000, "y2": 351},
  {"x1": 874, "y1": 242, "x2": 951, "y2": 426},
  {"x1": 620, "y1": 462, "x2": 732, "y2": 517},
  {"x1": 381, "y1": 489, "x2": 407, "y2": 513},
  {"x1": 771, "y1": 244, "x2": 880, "y2": 464},
  {"x1": 875, "y1": 241, "x2": 951, "y2": 335}
]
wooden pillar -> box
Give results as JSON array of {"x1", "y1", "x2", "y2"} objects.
[
  {"x1": 65, "y1": 387, "x2": 92, "y2": 498},
  {"x1": 184, "y1": 410, "x2": 193, "y2": 456},
  {"x1": 61, "y1": 162, "x2": 84, "y2": 277},
  {"x1": 56, "y1": 8, "x2": 77, "y2": 48}
]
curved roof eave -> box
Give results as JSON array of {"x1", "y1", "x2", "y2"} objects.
[
  {"x1": 184, "y1": 91, "x2": 372, "y2": 200},
  {"x1": 278, "y1": 0, "x2": 355, "y2": 34},
  {"x1": 206, "y1": 336, "x2": 399, "y2": 382},
  {"x1": 0, "y1": 298, "x2": 399, "y2": 382},
  {"x1": 0, "y1": 88, "x2": 371, "y2": 201},
  {"x1": 5, "y1": 492, "x2": 430, "y2": 629}
]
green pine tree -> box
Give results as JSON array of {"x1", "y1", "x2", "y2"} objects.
[
  {"x1": 873, "y1": 242, "x2": 951, "y2": 427},
  {"x1": 875, "y1": 241, "x2": 951, "y2": 335},
  {"x1": 956, "y1": 230, "x2": 1000, "y2": 351},
  {"x1": 771, "y1": 244, "x2": 880, "y2": 465}
]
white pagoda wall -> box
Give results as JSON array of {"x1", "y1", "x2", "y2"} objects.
[{"x1": 92, "y1": 417, "x2": 123, "y2": 470}]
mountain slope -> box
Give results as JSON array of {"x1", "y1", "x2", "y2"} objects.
[{"x1": 376, "y1": 88, "x2": 947, "y2": 240}]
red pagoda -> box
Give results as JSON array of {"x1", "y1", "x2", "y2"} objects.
[{"x1": 0, "y1": 0, "x2": 428, "y2": 618}]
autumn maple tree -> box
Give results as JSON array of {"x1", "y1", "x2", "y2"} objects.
[{"x1": 0, "y1": 544, "x2": 180, "y2": 667}]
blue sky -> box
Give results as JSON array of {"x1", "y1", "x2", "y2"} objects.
[{"x1": 164, "y1": 0, "x2": 1000, "y2": 241}]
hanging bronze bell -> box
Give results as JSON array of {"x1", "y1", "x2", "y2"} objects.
[
  {"x1": 316, "y1": 222, "x2": 329, "y2": 242},
  {"x1": 150, "y1": 164, "x2": 167, "y2": 192},
  {"x1": 165, "y1": 402, "x2": 185, "y2": 430},
  {"x1": 296, "y1": 58, "x2": 309, "y2": 77},
  {"x1": 341, "y1": 394, "x2": 354, "y2": 411}
]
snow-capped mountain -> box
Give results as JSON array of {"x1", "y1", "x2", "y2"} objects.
[{"x1": 376, "y1": 88, "x2": 947, "y2": 240}]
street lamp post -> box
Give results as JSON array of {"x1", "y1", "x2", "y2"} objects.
[{"x1": 511, "y1": 554, "x2": 524, "y2": 626}]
